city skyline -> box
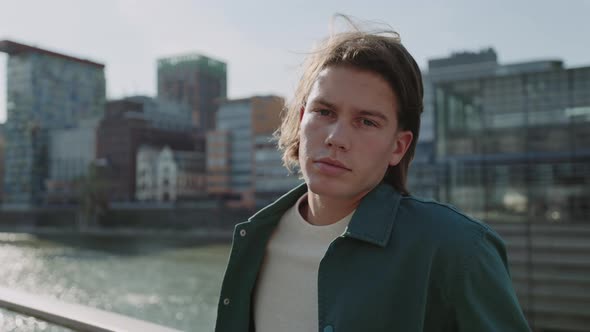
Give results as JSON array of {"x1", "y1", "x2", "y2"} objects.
[{"x1": 1, "y1": 0, "x2": 590, "y2": 123}]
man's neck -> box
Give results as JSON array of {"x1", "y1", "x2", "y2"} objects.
[{"x1": 299, "y1": 191, "x2": 362, "y2": 226}]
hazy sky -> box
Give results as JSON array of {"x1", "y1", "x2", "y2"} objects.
[{"x1": 1, "y1": 0, "x2": 589, "y2": 123}]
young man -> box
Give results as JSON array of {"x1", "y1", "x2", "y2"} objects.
[{"x1": 215, "y1": 23, "x2": 531, "y2": 332}]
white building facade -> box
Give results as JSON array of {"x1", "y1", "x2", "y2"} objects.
[{"x1": 136, "y1": 145, "x2": 205, "y2": 202}]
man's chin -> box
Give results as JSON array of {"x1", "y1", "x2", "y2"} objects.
[{"x1": 306, "y1": 180, "x2": 351, "y2": 199}]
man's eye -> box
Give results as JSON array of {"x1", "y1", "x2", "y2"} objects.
[{"x1": 362, "y1": 118, "x2": 377, "y2": 127}]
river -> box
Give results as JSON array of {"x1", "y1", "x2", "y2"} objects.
[{"x1": 0, "y1": 232, "x2": 231, "y2": 332}]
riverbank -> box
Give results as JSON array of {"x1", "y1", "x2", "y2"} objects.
[
  {"x1": 0, "y1": 226, "x2": 233, "y2": 240},
  {"x1": 0, "y1": 205, "x2": 253, "y2": 246},
  {"x1": 0, "y1": 228, "x2": 233, "y2": 253}
]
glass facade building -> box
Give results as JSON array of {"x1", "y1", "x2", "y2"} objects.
[
  {"x1": 208, "y1": 96, "x2": 293, "y2": 207},
  {"x1": 408, "y1": 48, "x2": 590, "y2": 224},
  {"x1": 409, "y1": 49, "x2": 500, "y2": 199},
  {"x1": 216, "y1": 100, "x2": 253, "y2": 193},
  {"x1": 123, "y1": 96, "x2": 193, "y2": 132},
  {"x1": 435, "y1": 63, "x2": 590, "y2": 223},
  {"x1": 254, "y1": 134, "x2": 302, "y2": 208},
  {"x1": 0, "y1": 40, "x2": 105, "y2": 206}
]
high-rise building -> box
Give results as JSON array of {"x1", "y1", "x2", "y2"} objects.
[
  {"x1": 0, "y1": 40, "x2": 105, "y2": 206},
  {"x1": 207, "y1": 95, "x2": 300, "y2": 208},
  {"x1": 157, "y1": 53, "x2": 227, "y2": 131}
]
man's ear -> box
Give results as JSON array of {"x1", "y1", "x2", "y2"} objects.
[{"x1": 389, "y1": 130, "x2": 413, "y2": 166}]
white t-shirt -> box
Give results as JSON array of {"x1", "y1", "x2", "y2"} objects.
[{"x1": 253, "y1": 194, "x2": 354, "y2": 332}]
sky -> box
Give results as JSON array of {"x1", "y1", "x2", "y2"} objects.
[{"x1": 1, "y1": 0, "x2": 589, "y2": 123}]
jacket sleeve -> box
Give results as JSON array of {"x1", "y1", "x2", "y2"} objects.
[{"x1": 450, "y1": 228, "x2": 531, "y2": 332}]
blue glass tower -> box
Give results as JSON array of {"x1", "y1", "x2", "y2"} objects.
[{"x1": 0, "y1": 40, "x2": 105, "y2": 206}]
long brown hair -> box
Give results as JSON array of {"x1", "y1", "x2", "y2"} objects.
[{"x1": 276, "y1": 15, "x2": 424, "y2": 195}]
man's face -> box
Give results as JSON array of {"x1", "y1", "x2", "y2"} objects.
[{"x1": 298, "y1": 65, "x2": 412, "y2": 201}]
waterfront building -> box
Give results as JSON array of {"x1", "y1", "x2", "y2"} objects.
[
  {"x1": 96, "y1": 98, "x2": 204, "y2": 202},
  {"x1": 206, "y1": 130, "x2": 231, "y2": 198},
  {"x1": 136, "y1": 145, "x2": 206, "y2": 202},
  {"x1": 409, "y1": 49, "x2": 500, "y2": 199},
  {"x1": 123, "y1": 95, "x2": 193, "y2": 132},
  {"x1": 45, "y1": 116, "x2": 101, "y2": 204},
  {"x1": 434, "y1": 59, "x2": 590, "y2": 223},
  {"x1": 0, "y1": 40, "x2": 105, "y2": 206},
  {"x1": 157, "y1": 53, "x2": 227, "y2": 131},
  {"x1": 207, "y1": 95, "x2": 300, "y2": 208},
  {"x1": 253, "y1": 134, "x2": 301, "y2": 207}
]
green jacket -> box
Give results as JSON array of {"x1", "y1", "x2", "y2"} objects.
[{"x1": 215, "y1": 183, "x2": 531, "y2": 332}]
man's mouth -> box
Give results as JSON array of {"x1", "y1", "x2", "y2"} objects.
[{"x1": 314, "y1": 157, "x2": 351, "y2": 171}]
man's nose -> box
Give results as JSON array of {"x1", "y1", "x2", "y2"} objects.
[{"x1": 324, "y1": 121, "x2": 350, "y2": 151}]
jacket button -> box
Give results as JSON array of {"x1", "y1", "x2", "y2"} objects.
[
  {"x1": 239, "y1": 229, "x2": 247, "y2": 237},
  {"x1": 223, "y1": 298, "x2": 230, "y2": 306},
  {"x1": 323, "y1": 325, "x2": 334, "y2": 332}
]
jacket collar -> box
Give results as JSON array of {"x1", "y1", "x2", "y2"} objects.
[
  {"x1": 344, "y1": 183, "x2": 401, "y2": 247},
  {"x1": 248, "y1": 182, "x2": 401, "y2": 248},
  {"x1": 247, "y1": 183, "x2": 308, "y2": 225}
]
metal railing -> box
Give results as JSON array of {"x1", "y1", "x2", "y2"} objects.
[{"x1": 0, "y1": 286, "x2": 182, "y2": 332}]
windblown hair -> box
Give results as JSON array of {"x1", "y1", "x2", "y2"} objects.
[{"x1": 275, "y1": 15, "x2": 424, "y2": 195}]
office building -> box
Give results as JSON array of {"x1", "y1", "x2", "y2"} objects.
[
  {"x1": 434, "y1": 60, "x2": 590, "y2": 223},
  {"x1": 207, "y1": 95, "x2": 300, "y2": 208},
  {"x1": 0, "y1": 40, "x2": 105, "y2": 206},
  {"x1": 157, "y1": 53, "x2": 227, "y2": 131},
  {"x1": 96, "y1": 99, "x2": 203, "y2": 202},
  {"x1": 45, "y1": 116, "x2": 101, "y2": 204},
  {"x1": 409, "y1": 49, "x2": 501, "y2": 199}
]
